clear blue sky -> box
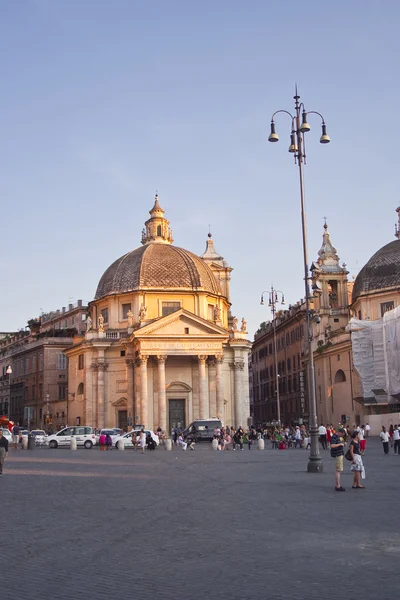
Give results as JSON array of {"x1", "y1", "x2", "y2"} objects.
[{"x1": 1, "y1": 0, "x2": 398, "y2": 336}]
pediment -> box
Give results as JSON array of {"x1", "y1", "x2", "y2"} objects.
[{"x1": 133, "y1": 309, "x2": 229, "y2": 339}]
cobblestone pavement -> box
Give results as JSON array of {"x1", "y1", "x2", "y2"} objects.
[{"x1": 1, "y1": 438, "x2": 399, "y2": 599}]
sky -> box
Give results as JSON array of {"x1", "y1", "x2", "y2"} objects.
[{"x1": 1, "y1": 0, "x2": 399, "y2": 337}]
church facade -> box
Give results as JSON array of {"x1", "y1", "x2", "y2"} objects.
[{"x1": 65, "y1": 196, "x2": 251, "y2": 432}]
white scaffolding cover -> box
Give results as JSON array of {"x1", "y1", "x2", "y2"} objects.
[{"x1": 347, "y1": 306, "x2": 400, "y2": 399}]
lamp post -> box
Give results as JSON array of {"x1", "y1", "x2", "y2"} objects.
[
  {"x1": 261, "y1": 288, "x2": 285, "y2": 426},
  {"x1": 268, "y1": 87, "x2": 330, "y2": 473},
  {"x1": 6, "y1": 365, "x2": 12, "y2": 419}
]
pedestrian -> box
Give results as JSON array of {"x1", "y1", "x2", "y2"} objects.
[
  {"x1": 393, "y1": 425, "x2": 400, "y2": 455},
  {"x1": 359, "y1": 425, "x2": 366, "y2": 455},
  {"x1": 139, "y1": 429, "x2": 146, "y2": 454},
  {"x1": 389, "y1": 424, "x2": 394, "y2": 448},
  {"x1": 349, "y1": 430, "x2": 365, "y2": 488},
  {"x1": 105, "y1": 432, "x2": 112, "y2": 450},
  {"x1": 318, "y1": 423, "x2": 327, "y2": 450},
  {"x1": 326, "y1": 425, "x2": 332, "y2": 449},
  {"x1": 0, "y1": 429, "x2": 9, "y2": 476},
  {"x1": 295, "y1": 426, "x2": 303, "y2": 448},
  {"x1": 330, "y1": 426, "x2": 346, "y2": 491},
  {"x1": 365, "y1": 423, "x2": 371, "y2": 437},
  {"x1": 99, "y1": 432, "x2": 106, "y2": 451},
  {"x1": 178, "y1": 433, "x2": 187, "y2": 451},
  {"x1": 380, "y1": 426, "x2": 390, "y2": 454},
  {"x1": 131, "y1": 431, "x2": 138, "y2": 450},
  {"x1": 12, "y1": 423, "x2": 20, "y2": 450}
]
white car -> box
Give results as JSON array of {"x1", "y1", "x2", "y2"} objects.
[
  {"x1": 115, "y1": 429, "x2": 160, "y2": 449},
  {"x1": 95, "y1": 429, "x2": 121, "y2": 445},
  {"x1": 30, "y1": 430, "x2": 48, "y2": 445},
  {"x1": 0, "y1": 428, "x2": 12, "y2": 446},
  {"x1": 47, "y1": 426, "x2": 96, "y2": 449}
]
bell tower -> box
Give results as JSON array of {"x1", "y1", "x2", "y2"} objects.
[
  {"x1": 141, "y1": 194, "x2": 173, "y2": 245},
  {"x1": 311, "y1": 221, "x2": 349, "y2": 325}
]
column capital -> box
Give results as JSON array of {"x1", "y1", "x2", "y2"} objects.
[
  {"x1": 125, "y1": 358, "x2": 135, "y2": 367},
  {"x1": 215, "y1": 355, "x2": 224, "y2": 364},
  {"x1": 138, "y1": 354, "x2": 149, "y2": 365},
  {"x1": 156, "y1": 355, "x2": 168, "y2": 363},
  {"x1": 98, "y1": 362, "x2": 109, "y2": 372},
  {"x1": 230, "y1": 360, "x2": 245, "y2": 371},
  {"x1": 198, "y1": 355, "x2": 208, "y2": 364},
  {"x1": 91, "y1": 360, "x2": 99, "y2": 371}
]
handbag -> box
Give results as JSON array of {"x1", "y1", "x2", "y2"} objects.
[{"x1": 344, "y1": 448, "x2": 352, "y2": 461}]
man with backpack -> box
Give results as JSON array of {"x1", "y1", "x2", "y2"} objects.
[{"x1": 330, "y1": 426, "x2": 346, "y2": 492}]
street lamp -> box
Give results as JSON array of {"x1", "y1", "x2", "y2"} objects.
[
  {"x1": 268, "y1": 87, "x2": 330, "y2": 473},
  {"x1": 261, "y1": 288, "x2": 285, "y2": 426},
  {"x1": 6, "y1": 365, "x2": 12, "y2": 419}
]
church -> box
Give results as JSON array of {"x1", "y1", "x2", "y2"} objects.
[{"x1": 65, "y1": 195, "x2": 251, "y2": 433}]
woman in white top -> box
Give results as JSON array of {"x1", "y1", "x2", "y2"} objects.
[
  {"x1": 380, "y1": 426, "x2": 390, "y2": 455},
  {"x1": 139, "y1": 429, "x2": 146, "y2": 454},
  {"x1": 178, "y1": 434, "x2": 187, "y2": 451}
]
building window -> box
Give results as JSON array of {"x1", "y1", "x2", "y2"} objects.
[
  {"x1": 32, "y1": 385, "x2": 35, "y2": 400},
  {"x1": 208, "y1": 304, "x2": 214, "y2": 320},
  {"x1": 78, "y1": 354, "x2": 84, "y2": 370},
  {"x1": 71, "y1": 316, "x2": 75, "y2": 325},
  {"x1": 162, "y1": 302, "x2": 180, "y2": 317},
  {"x1": 184, "y1": 327, "x2": 189, "y2": 334},
  {"x1": 381, "y1": 301, "x2": 395, "y2": 317},
  {"x1": 120, "y1": 350, "x2": 126, "y2": 357},
  {"x1": 77, "y1": 382, "x2": 84, "y2": 395},
  {"x1": 157, "y1": 224, "x2": 162, "y2": 236},
  {"x1": 32, "y1": 356, "x2": 36, "y2": 372},
  {"x1": 122, "y1": 303, "x2": 131, "y2": 319},
  {"x1": 25, "y1": 358, "x2": 29, "y2": 374},
  {"x1": 64, "y1": 319, "x2": 68, "y2": 328},
  {"x1": 58, "y1": 385, "x2": 67, "y2": 400},
  {"x1": 101, "y1": 308, "x2": 109, "y2": 323},
  {"x1": 337, "y1": 354, "x2": 340, "y2": 362},
  {"x1": 334, "y1": 369, "x2": 346, "y2": 383},
  {"x1": 39, "y1": 384, "x2": 43, "y2": 400},
  {"x1": 57, "y1": 353, "x2": 67, "y2": 370},
  {"x1": 39, "y1": 354, "x2": 44, "y2": 371}
]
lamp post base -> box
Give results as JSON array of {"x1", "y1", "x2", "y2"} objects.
[{"x1": 307, "y1": 457, "x2": 323, "y2": 473}]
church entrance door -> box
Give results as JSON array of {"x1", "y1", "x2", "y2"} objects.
[
  {"x1": 118, "y1": 410, "x2": 128, "y2": 431},
  {"x1": 168, "y1": 399, "x2": 185, "y2": 431}
]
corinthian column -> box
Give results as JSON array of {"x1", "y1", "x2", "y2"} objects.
[
  {"x1": 91, "y1": 361, "x2": 99, "y2": 428},
  {"x1": 232, "y1": 360, "x2": 245, "y2": 428},
  {"x1": 139, "y1": 355, "x2": 149, "y2": 427},
  {"x1": 157, "y1": 355, "x2": 167, "y2": 433},
  {"x1": 126, "y1": 358, "x2": 135, "y2": 428},
  {"x1": 215, "y1": 355, "x2": 224, "y2": 421},
  {"x1": 97, "y1": 362, "x2": 108, "y2": 429},
  {"x1": 198, "y1": 355, "x2": 208, "y2": 419}
]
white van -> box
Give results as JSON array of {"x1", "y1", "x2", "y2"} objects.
[{"x1": 47, "y1": 426, "x2": 96, "y2": 449}]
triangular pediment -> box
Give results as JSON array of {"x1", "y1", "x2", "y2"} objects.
[{"x1": 133, "y1": 309, "x2": 229, "y2": 339}]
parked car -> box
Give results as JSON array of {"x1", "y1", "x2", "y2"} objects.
[
  {"x1": 30, "y1": 430, "x2": 48, "y2": 445},
  {"x1": 114, "y1": 429, "x2": 160, "y2": 450},
  {"x1": 95, "y1": 429, "x2": 121, "y2": 445},
  {"x1": 0, "y1": 428, "x2": 12, "y2": 445},
  {"x1": 182, "y1": 419, "x2": 222, "y2": 442},
  {"x1": 47, "y1": 426, "x2": 96, "y2": 449}
]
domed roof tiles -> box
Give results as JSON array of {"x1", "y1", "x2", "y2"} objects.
[
  {"x1": 352, "y1": 239, "x2": 400, "y2": 302},
  {"x1": 95, "y1": 243, "x2": 221, "y2": 300}
]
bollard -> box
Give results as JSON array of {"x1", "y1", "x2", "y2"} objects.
[
  {"x1": 70, "y1": 436, "x2": 77, "y2": 451},
  {"x1": 258, "y1": 438, "x2": 265, "y2": 451},
  {"x1": 165, "y1": 438, "x2": 172, "y2": 451},
  {"x1": 28, "y1": 434, "x2": 35, "y2": 450},
  {"x1": 212, "y1": 438, "x2": 218, "y2": 450},
  {"x1": 118, "y1": 438, "x2": 125, "y2": 451},
  {"x1": 22, "y1": 436, "x2": 28, "y2": 450}
]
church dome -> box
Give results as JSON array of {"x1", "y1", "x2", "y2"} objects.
[
  {"x1": 95, "y1": 195, "x2": 221, "y2": 300},
  {"x1": 352, "y1": 239, "x2": 400, "y2": 302},
  {"x1": 95, "y1": 243, "x2": 222, "y2": 299}
]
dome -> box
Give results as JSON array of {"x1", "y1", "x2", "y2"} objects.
[
  {"x1": 352, "y1": 239, "x2": 400, "y2": 302},
  {"x1": 95, "y1": 243, "x2": 222, "y2": 300}
]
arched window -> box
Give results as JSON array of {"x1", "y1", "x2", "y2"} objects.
[
  {"x1": 334, "y1": 369, "x2": 346, "y2": 384},
  {"x1": 157, "y1": 225, "x2": 162, "y2": 236},
  {"x1": 77, "y1": 382, "x2": 84, "y2": 395}
]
